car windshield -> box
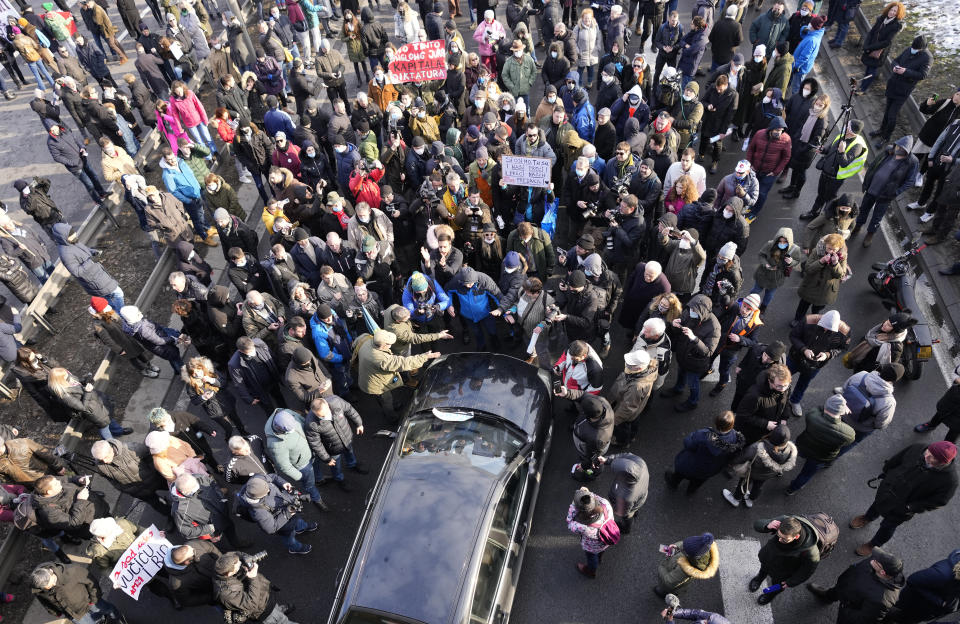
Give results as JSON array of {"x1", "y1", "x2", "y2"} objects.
[{"x1": 398, "y1": 410, "x2": 526, "y2": 476}]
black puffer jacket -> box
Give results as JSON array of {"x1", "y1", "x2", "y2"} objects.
[
  {"x1": 304, "y1": 396, "x2": 363, "y2": 461},
  {"x1": 557, "y1": 283, "x2": 606, "y2": 342},
  {"x1": 672, "y1": 293, "x2": 720, "y2": 374},
  {"x1": 33, "y1": 479, "x2": 107, "y2": 538},
  {"x1": 32, "y1": 563, "x2": 99, "y2": 621},
  {"x1": 14, "y1": 178, "x2": 62, "y2": 227},
  {"x1": 572, "y1": 395, "x2": 614, "y2": 463},
  {"x1": 735, "y1": 368, "x2": 790, "y2": 445},
  {"x1": 166, "y1": 539, "x2": 222, "y2": 607},
  {"x1": 788, "y1": 315, "x2": 851, "y2": 373},
  {"x1": 832, "y1": 556, "x2": 905, "y2": 624}
]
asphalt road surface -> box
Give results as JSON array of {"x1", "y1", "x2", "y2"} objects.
[{"x1": 10, "y1": 0, "x2": 959, "y2": 622}]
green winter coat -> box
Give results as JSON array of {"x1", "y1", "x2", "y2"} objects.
[
  {"x1": 657, "y1": 541, "x2": 719, "y2": 591},
  {"x1": 180, "y1": 143, "x2": 212, "y2": 187},
  {"x1": 358, "y1": 131, "x2": 379, "y2": 161},
  {"x1": 764, "y1": 52, "x2": 793, "y2": 95},
  {"x1": 797, "y1": 237, "x2": 847, "y2": 306},
  {"x1": 264, "y1": 409, "x2": 314, "y2": 483},
  {"x1": 204, "y1": 179, "x2": 244, "y2": 218},
  {"x1": 753, "y1": 226, "x2": 802, "y2": 290},
  {"x1": 663, "y1": 238, "x2": 707, "y2": 294},
  {"x1": 795, "y1": 407, "x2": 855, "y2": 463},
  {"x1": 501, "y1": 54, "x2": 538, "y2": 98},
  {"x1": 84, "y1": 518, "x2": 142, "y2": 570}
]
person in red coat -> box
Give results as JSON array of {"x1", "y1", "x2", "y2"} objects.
[
  {"x1": 746, "y1": 116, "x2": 792, "y2": 220},
  {"x1": 348, "y1": 160, "x2": 385, "y2": 207}
]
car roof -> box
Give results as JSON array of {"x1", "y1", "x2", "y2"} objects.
[
  {"x1": 347, "y1": 454, "x2": 501, "y2": 624},
  {"x1": 410, "y1": 352, "x2": 551, "y2": 436}
]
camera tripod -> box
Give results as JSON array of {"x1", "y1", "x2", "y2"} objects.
[{"x1": 815, "y1": 76, "x2": 860, "y2": 152}]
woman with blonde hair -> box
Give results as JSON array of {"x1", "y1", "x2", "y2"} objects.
[
  {"x1": 288, "y1": 281, "x2": 320, "y2": 319},
  {"x1": 394, "y1": 1, "x2": 422, "y2": 44},
  {"x1": 47, "y1": 367, "x2": 130, "y2": 439},
  {"x1": 857, "y1": 1, "x2": 905, "y2": 92},
  {"x1": 637, "y1": 292, "x2": 683, "y2": 330},
  {"x1": 88, "y1": 296, "x2": 160, "y2": 378},
  {"x1": 182, "y1": 356, "x2": 249, "y2": 438},
  {"x1": 572, "y1": 8, "x2": 603, "y2": 89},
  {"x1": 663, "y1": 174, "x2": 700, "y2": 215},
  {"x1": 795, "y1": 233, "x2": 848, "y2": 322}
]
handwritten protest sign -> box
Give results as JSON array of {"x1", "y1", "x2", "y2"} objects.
[
  {"x1": 388, "y1": 40, "x2": 447, "y2": 83},
  {"x1": 500, "y1": 155, "x2": 552, "y2": 188},
  {"x1": 110, "y1": 525, "x2": 172, "y2": 600}
]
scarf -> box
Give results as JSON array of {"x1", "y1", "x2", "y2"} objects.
[
  {"x1": 799, "y1": 107, "x2": 821, "y2": 144},
  {"x1": 332, "y1": 208, "x2": 350, "y2": 228},
  {"x1": 864, "y1": 324, "x2": 908, "y2": 366}
]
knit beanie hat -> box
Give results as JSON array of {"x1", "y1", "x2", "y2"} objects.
[
  {"x1": 766, "y1": 423, "x2": 791, "y2": 446},
  {"x1": 928, "y1": 441, "x2": 957, "y2": 464},
  {"x1": 879, "y1": 362, "x2": 904, "y2": 383},
  {"x1": 410, "y1": 272, "x2": 429, "y2": 292},
  {"x1": 119, "y1": 305, "x2": 143, "y2": 325},
  {"x1": 294, "y1": 227, "x2": 309, "y2": 242},
  {"x1": 213, "y1": 208, "x2": 230, "y2": 223},
  {"x1": 817, "y1": 310, "x2": 840, "y2": 331},
  {"x1": 504, "y1": 251, "x2": 521, "y2": 270},
  {"x1": 90, "y1": 296, "x2": 110, "y2": 314},
  {"x1": 292, "y1": 346, "x2": 312, "y2": 367},
  {"x1": 824, "y1": 394, "x2": 849, "y2": 416},
  {"x1": 764, "y1": 340, "x2": 786, "y2": 361},
  {"x1": 718, "y1": 241, "x2": 738, "y2": 260},
  {"x1": 580, "y1": 394, "x2": 604, "y2": 420},
  {"x1": 682, "y1": 533, "x2": 714, "y2": 558},
  {"x1": 243, "y1": 476, "x2": 270, "y2": 499}
]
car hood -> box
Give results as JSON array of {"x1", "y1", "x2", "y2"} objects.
[
  {"x1": 347, "y1": 455, "x2": 501, "y2": 624},
  {"x1": 412, "y1": 352, "x2": 551, "y2": 436}
]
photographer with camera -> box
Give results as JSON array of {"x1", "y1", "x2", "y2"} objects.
[
  {"x1": 555, "y1": 270, "x2": 606, "y2": 344},
  {"x1": 602, "y1": 193, "x2": 646, "y2": 279},
  {"x1": 563, "y1": 167, "x2": 609, "y2": 235},
  {"x1": 582, "y1": 254, "x2": 622, "y2": 356},
  {"x1": 214, "y1": 551, "x2": 298, "y2": 624},
  {"x1": 236, "y1": 473, "x2": 318, "y2": 555}
]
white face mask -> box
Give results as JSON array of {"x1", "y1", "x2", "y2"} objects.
[
  {"x1": 206, "y1": 184, "x2": 217, "y2": 192},
  {"x1": 723, "y1": 209, "x2": 733, "y2": 219},
  {"x1": 802, "y1": 87, "x2": 811, "y2": 97},
  {"x1": 335, "y1": 145, "x2": 346, "y2": 153},
  {"x1": 800, "y1": 8, "x2": 809, "y2": 15},
  {"x1": 754, "y1": 55, "x2": 763, "y2": 63},
  {"x1": 762, "y1": 96, "x2": 771, "y2": 103},
  {"x1": 513, "y1": 50, "x2": 522, "y2": 58},
  {"x1": 547, "y1": 95, "x2": 556, "y2": 103},
  {"x1": 602, "y1": 75, "x2": 614, "y2": 84},
  {"x1": 414, "y1": 146, "x2": 425, "y2": 155},
  {"x1": 576, "y1": 168, "x2": 588, "y2": 178},
  {"x1": 682, "y1": 93, "x2": 693, "y2": 101},
  {"x1": 306, "y1": 150, "x2": 316, "y2": 157}
]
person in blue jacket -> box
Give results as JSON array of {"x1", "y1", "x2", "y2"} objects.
[
  {"x1": 571, "y1": 88, "x2": 597, "y2": 142},
  {"x1": 677, "y1": 16, "x2": 709, "y2": 89},
  {"x1": 888, "y1": 548, "x2": 960, "y2": 623},
  {"x1": 332, "y1": 135, "x2": 361, "y2": 196},
  {"x1": 159, "y1": 146, "x2": 211, "y2": 238},
  {"x1": 664, "y1": 410, "x2": 745, "y2": 494},
  {"x1": 310, "y1": 303, "x2": 354, "y2": 398},
  {"x1": 790, "y1": 15, "x2": 826, "y2": 95},
  {"x1": 402, "y1": 271, "x2": 451, "y2": 329},
  {"x1": 444, "y1": 266, "x2": 501, "y2": 349}
]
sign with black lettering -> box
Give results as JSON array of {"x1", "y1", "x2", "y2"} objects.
[
  {"x1": 501, "y1": 155, "x2": 552, "y2": 188},
  {"x1": 388, "y1": 40, "x2": 447, "y2": 83},
  {"x1": 110, "y1": 525, "x2": 172, "y2": 599}
]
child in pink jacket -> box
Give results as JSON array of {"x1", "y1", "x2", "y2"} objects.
[{"x1": 156, "y1": 100, "x2": 189, "y2": 152}]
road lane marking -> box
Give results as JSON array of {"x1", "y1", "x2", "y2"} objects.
[{"x1": 716, "y1": 538, "x2": 775, "y2": 624}]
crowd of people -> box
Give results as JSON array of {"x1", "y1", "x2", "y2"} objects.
[{"x1": 0, "y1": 0, "x2": 958, "y2": 620}]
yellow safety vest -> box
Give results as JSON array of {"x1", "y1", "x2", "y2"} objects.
[{"x1": 834, "y1": 134, "x2": 869, "y2": 180}]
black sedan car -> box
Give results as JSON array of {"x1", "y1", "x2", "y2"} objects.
[{"x1": 328, "y1": 352, "x2": 554, "y2": 624}]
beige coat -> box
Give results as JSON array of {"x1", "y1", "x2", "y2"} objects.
[
  {"x1": 357, "y1": 340, "x2": 433, "y2": 395},
  {"x1": 153, "y1": 436, "x2": 197, "y2": 484},
  {"x1": 101, "y1": 146, "x2": 138, "y2": 183}
]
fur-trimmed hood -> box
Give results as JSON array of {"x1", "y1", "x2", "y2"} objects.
[{"x1": 677, "y1": 542, "x2": 720, "y2": 579}]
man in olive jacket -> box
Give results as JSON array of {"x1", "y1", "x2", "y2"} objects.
[
  {"x1": 383, "y1": 304, "x2": 452, "y2": 355},
  {"x1": 786, "y1": 393, "x2": 855, "y2": 494},
  {"x1": 850, "y1": 441, "x2": 958, "y2": 556},
  {"x1": 749, "y1": 515, "x2": 821, "y2": 604},
  {"x1": 32, "y1": 563, "x2": 120, "y2": 623},
  {"x1": 357, "y1": 329, "x2": 440, "y2": 423},
  {"x1": 505, "y1": 222, "x2": 557, "y2": 281}
]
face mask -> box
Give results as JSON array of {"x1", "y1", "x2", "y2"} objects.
[
  {"x1": 335, "y1": 145, "x2": 346, "y2": 153},
  {"x1": 777, "y1": 242, "x2": 788, "y2": 249},
  {"x1": 375, "y1": 73, "x2": 384, "y2": 82},
  {"x1": 306, "y1": 150, "x2": 316, "y2": 158},
  {"x1": 358, "y1": 215, "x2": 370, "y2": 223},
  {"x1": 21, "y1": 187, "x2": 30, "y2": 196},
  {"x1": 723, "y1": 209, "x2": 733, "y2": 219},
  {"x1": 802, "y1": 87, "x2": 811, "y2": 97},
  {"x1": 688, "y1": 310, "x2": 699, "y2": 319},
  {"x1": 206, "y1": 184, "x2": 217, "y2": 192},
  {"x1": 754, "y1": 55, "x2": 763, "y2": 62},
  {"x1": 576, "y1": 168, "x2": 588, "y2": 178},
  {"x1": 682, "y1": 94, "x2": 693, "y2": 102},
  {"x1": 483, "y1": 235, "x2": 495, "y2": 243},
  {"x1": 235, "y1": 259, "x2": 246, "y2": 268},
  {"x1": 547, "y1": 95, "x2": 556, "y2": 103},
  {"x1": 910, "y1": 48, "x2": 920, "y2": 54},
  {"x1": 514, "y1": 50, "x2": 522, "y2": 58},
  {"x1": 800, "y1": 8, "x2": 809, "y2": 15},
  {"x1": 551, "y1": 51, "x2": 558, "y2": 58},
  {"x1": 658, "y1": 302, "x2": 669, "y2": 312},
  {"x1": 332, "y1": 204, "x2": 343, "y2": 212},
  {"x1": 474, "y1": 100, "x2": 484, "y2": 109},
  {"x1": 602, "y1": 75, "x2": 614, "y2": 84},
  {"x1": 414, "y1": 146, "x2": 425, "y2": 155},
  {"x1": 242, "y1": 128, "x2": 252, "y2": 137},
  {"x1": 390, "y1": 112, "x2": 401, "y2": 121},
  {"x1": 762, "y1": 96, "x2": 771, "y2": 104},
  {"x1": 417, "y1": 111, "x2": 426, "y2": 119}
]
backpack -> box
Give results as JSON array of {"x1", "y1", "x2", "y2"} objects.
[
  {"x1": 13, "y1": 493, "x2": 38, "y2": 531},
  {"x1": 843, "y1": 377, "x2": 874, "y2": 421},
  {"x1": 595, "y1": 508, "x2": 621, "y2": 546},
  {"x1": 800, "y1": 512, "x2": 839, "y2": 558}
]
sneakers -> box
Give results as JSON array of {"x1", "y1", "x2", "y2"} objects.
[
  {"x1": 709, "y1": 162, "x2": 719, "y2": 175},
  {"x1": 141, "y1": 366, "x2": 160, "y2": 378},
  {"x1": 239, "y1": 174, "x2": 254, "y2": 184},
  {"x1": 743, "y1": 495, "x2": 754, "y2": 508},
  {"x1": 906, "y1": 201, "x2": 925, "y2": 211},
  {"x1": 790, "y1": 402, "x2": 802, "y2": 417},
  {"x1": 914, "y1": 422, "x2": 934, "y2": 433},
  {"x1": 919, "y1": 212, "x2": 935, "y2": 223},
  {"x1": 288, "y1": 543, "x2": 313, "y2": 555},
  {"x1": 722, "y1": 488, "x2": 740, "y2": 507},
  {"x1": 296, "y1": 521, "x2": 319, "y2": 534}
]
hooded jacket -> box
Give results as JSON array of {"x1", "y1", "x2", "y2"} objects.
[
  {"x1": 733, "y1": 438, "x2": 797, "y2": 481},
  {"x1": 804, "y1": 198, "x2": 858, "y2": 249},
  {"x1": 832, "y1": 556, "x2": 905, "y2": 624},
  {"x1": 52, "y1": 223, "x2": 118, "y2": 296},
  {"x1": 283, "y1": 350, "x2": 331, "y2": 409},
  {"x1": 264, "y1": 409, "x2": 314, "y2": 483},
  {"x1": 663, "y1": 236, "x2": 707, "y2": 294},
  {"x1": 796, "y1": 407, "x2": 855, "y2": 462},
  {"x1": 15, "y1": 178, "x2": 62, "y2": 227},
  {"x1": 674, "y1": 426, "x2": 745, "y2": 479},
  {"x1": 870, "y1": 443, "x2": 958, "y2": 521},
  {"x1": 160, "y1": 156, "x2": 202, "y2": 204},
  {"x1": 572, "y1": 395, "x2": 614, "y2": 461},
  {"x1": 862, "y1": 136, "x2": 920, "y2": 200},
  {"x1": 792, "y1": 25, "x2": 825, "y2": 75},
  {"x1": 674, "y1": 294, "x2": 721, "y2": 374},
  {"x1": 841, "y1": 370, "x2": 897, "y2": 433},
  {"x1": 747, "y1": 117, "x2": 792, "y2": 175},
  {"x1": 754, "y1": 226, "x2": 802, "y2": 289},
  {"x1": 798, "y1": 238, "x2": 848, "y2": 306},
  {"x1": 702, "y1": 196, "x2": 749, "y2": 255}
]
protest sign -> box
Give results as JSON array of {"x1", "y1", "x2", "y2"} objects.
[
  {"x1": 388, "y1": 40, "x2": 447, "y2": 83},
  {"x1": 500, "y1": 155, "x2": 552, "y2": 188},
  {"x1": 110, "y1": 525, "x2": 173, "y2": 600}
]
